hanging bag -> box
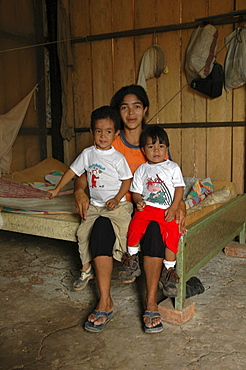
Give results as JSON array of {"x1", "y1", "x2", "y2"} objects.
[
  {"x1": 185, "y1": 24, "x2": 218, "y2": 84},
  {"x1": 224, "y1": 27, "x2": 246, "y2": 92},
  {"x1": 190, "y1": 62, "x2": 224, "y2": 98}
]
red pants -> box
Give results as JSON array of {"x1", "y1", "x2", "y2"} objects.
[{"x1": 127, "y1": 205, "x2": 181, "y2": 254}]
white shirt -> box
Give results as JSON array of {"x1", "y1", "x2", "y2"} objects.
[
  {"x1": 130, "y1": 160, "x2": 185, "y2": 209},
  {"x1": 70, "y1": 145, "x2": 132, "y2": 206}
]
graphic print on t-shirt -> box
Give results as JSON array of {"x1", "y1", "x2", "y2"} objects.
[
  {"x1": 88, "y1": 163, "x2": 105, "y2": 188},
  {"x1": 146, "y1": 174, "x2": 172, "y2": 206}
]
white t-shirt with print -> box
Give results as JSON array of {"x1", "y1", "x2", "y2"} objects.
[
  {"x1": 70, "y1": 145, "x2": 132, "y2": 206},
  {"x1": 130, "y1": 159, "x2": 185, "y2": 209}
]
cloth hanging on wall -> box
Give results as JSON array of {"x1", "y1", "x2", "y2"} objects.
[
  {"x1": 0, "y1": 87, "x2": 37, "y2": 176},
  {"x1": 137, "y1": 45, "x2": 168, "y2": 90},
  {"x1": 224, "y1": 27, "x2": 246, "y2": 92},
  {"x1": 185, "y1": 24, "x2": 218, "y2": 84}
]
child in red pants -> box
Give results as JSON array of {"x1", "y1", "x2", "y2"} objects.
[{"x1": 119, "y1": 125, "x2": 185, "y2": 298}]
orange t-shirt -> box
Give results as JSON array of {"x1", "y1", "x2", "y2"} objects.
[
  {"x1": 113, "y1": 133, "x2": 146, "y2": 202},
  {"x1": 113, "y1": 133, "x2": 146, "y2": 175},
  {"x1": 113, "y1": 131, "x2": 170, "y2": 202}
]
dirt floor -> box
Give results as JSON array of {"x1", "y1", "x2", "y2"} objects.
[{"x1": 0, "y1": 229, "x2": 246, "y2": 370}]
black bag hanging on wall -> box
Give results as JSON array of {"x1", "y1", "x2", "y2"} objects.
[{"x1": 190, "y1": 62, "x2": 224, "y2": 98}]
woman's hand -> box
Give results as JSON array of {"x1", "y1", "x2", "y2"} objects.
[
  {"x1": 175, "y1": 200, "x2": 187, "y2": 235},
  {"x1": 74, "y1": 188, "x2": 89, "y2": 219},
  {"x1": 74, "y1": 174, "x2": 90, "y2": 220}
]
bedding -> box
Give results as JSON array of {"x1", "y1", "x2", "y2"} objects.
[
  {"x1": 0, "y1": 159, "x2": 238, "y2": 223},
  {"x1": 185, "y1": 177, "x2": 214, "y2": 209},
  {"x1": 0, "y1": 159, "x2": 74, "y2": 214}
]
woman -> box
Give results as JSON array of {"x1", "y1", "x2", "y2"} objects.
[{"x1": 75, "y1": 85, "x2": 186, "y2": 333}]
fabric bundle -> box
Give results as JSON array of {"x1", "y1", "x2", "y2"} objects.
[
  {"x1": 137, "y1": 45, "x2": 168, "y2": 89},
  {"x1": 185, "y1": 24, "x2": 218, "y2": 84},
  {"x1": 224, "y1": 27, "x2": 246, "y2": 92}
]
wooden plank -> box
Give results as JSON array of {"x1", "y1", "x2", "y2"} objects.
[
  {"x1": 69, "y1": 0, "x2": 92, "y2": 155},
  {"x1": 135, "y1": 0, "x2": 158, "y2": 119},
  {"x1": 156, "y1": 0, "x2": 182, "y2": 164},
  {"x1": 90, "y1": 0, "x2": 112, "y2": 35},
  {"x1": 135, "y1": 44, "x2": 158, "y2": 119},
  {"x1": 113, "y1": 38, "x2": 136, "y2": 90},
  {"x1": 0, "y1": 1, "x2": 43, "y2": 172},
  {"x1": 135, "y1": 0, "x2": 157, "y2": 29},
  {"x1": 69, "y1": 0, "x2": 90, "y2": 36},
  {"x1": 112, "y1": 0, "x2": 133, "y2": 32},
  {"x1": 232, "y1": 86, "x2": 246, "y2": 194},
  {"x1": 236, "y1": 0, "x2": 246, "y2": 12},
  {"x1": 112, "y1": 0, "x2": 135, "y2": 90},
  {"x1": 0, "y1": 212, "x2": 80, "y2": 242},
  {"x1": 90, "y1": 0, "x2": 114, "y2": 108},
  {"x1": 72, "y1": 43, "x2": 93, "y2": 154},
  {"x1": 91, "y1": 40, "x2": 114, "y2": 107},
  {"x1": 180, "y1": 1, "x2": 207, "y2": 177},
  {"x1": 232, "y1": 0, "x2": 246, "y2": 194},
  {"x1": 207, "y1": 0, "x2": 234, "y2": 182}
]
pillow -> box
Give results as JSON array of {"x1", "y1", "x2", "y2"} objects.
[
  {"x1": 185, "y1": 178, "x2": 214, "y2": 209},
  {"x1": 183, "y1": 177, "x2": 199, "y2": 200}
]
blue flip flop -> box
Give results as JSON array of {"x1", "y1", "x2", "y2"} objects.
[
  {"x1": 143, "y1": 311, "x2": 164, "y2": 334},
  {"x1": 85, "y1": 310, "x2": 114, "y2": 333}
]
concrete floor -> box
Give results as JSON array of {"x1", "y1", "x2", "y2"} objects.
[{"x1": 0, "y1": 230, "x2": 246, "y2": 370}]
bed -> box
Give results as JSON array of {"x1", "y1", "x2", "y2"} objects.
[{"x1": 1, "y1": 158, "x2": 245, "y2": 313}]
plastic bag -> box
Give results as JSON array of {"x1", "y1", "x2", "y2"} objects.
[{"x1": 224, "y1": 27, "x2": 246, "y2": 92}]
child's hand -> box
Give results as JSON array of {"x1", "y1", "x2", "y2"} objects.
[
  {"x1": 106, "y1": 197, "x2": 119, "y2": 210},
  {"x1": 47, "y1": 189, "x2": 59, "y2": 199},
  {"x1": 164, "y1": 207, "x2": 176, "y2": 222},
  {"x1": 136, "y1": 201, "x2": 146, "y2": 211}
]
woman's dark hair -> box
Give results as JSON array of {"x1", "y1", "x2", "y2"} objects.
[
  {"x1": 90, "y1": 105, "x2": 121, "y2": 131},
  {"x1": 140, "y1": 125, "x2": 169, "y2": 148},
  {"x1": 110, "y1": 84, "x2": 149, "y2": 128}
]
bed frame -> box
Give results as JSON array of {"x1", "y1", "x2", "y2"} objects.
[
  {"x1": 1, "y1": 193, "x2": 245, "y2": 312},
  {"x1": 175, "y1": 193, "x2": 246, "y2": 310}
]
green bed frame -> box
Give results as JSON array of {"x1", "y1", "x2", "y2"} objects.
[{"x1": 175, "y1": 194, "x2": 246, "y2": 310}]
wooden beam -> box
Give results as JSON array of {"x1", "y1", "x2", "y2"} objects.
[
  {"x1": 67, "y1": 121, "x2": 245, "y2": 134},
  {"x1": 71, "y1": 13, "x2": 246, "y2": 45}
]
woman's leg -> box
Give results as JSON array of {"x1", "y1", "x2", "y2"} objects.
[
  {"x1": 143, "y1": 256, "x2": 163, "y2": 328},
  {"x1": 141, "y1": 221, "x2": 164, "y2": 328},
  {"x1": 87, "y1": 216, "x2": 115, "y2": 325}
]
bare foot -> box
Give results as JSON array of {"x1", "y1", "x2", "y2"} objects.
[
  {"x1": 143, "y1": 302, "x2": 161, "y2": 328},
  {"x1": 87, "y1": 298, "x2": 114, "y2": 326}
]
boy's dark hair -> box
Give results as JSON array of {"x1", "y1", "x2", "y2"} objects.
[
  {"x1": 110, "y1": 84, "x2": 149, "y2": 129},
  {"x1": 140, "y1": 125, "x2": 169, "y2": 148},
  {"x1": 90, "y1": 105, "x2": 121, "y2": 131}
]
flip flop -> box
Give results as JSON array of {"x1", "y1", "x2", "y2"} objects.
[
  {"x1": 84, "y1": 310, "x2": 114, "y2": 333},
  {"x1": 143, "y1": 311, "x2": 164, "y2": 334}
]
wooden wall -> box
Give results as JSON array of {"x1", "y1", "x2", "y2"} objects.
[
  {"x1": 0, "y1": 0, "x2": 46, "y2": 172},
  {"x1": 0, "y1": 0, "x2": 245, "y2": 194},
  {"x1": 64, "y1": 0, "x2": 245, "y2": 193}
]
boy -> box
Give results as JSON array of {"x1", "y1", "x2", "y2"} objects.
[
  {"x1": 119, "y1": 125, "x2": 185, "y2": 298},
  {"x1": 48, "y1": 106, "x2": 133, "y2": 290}
]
